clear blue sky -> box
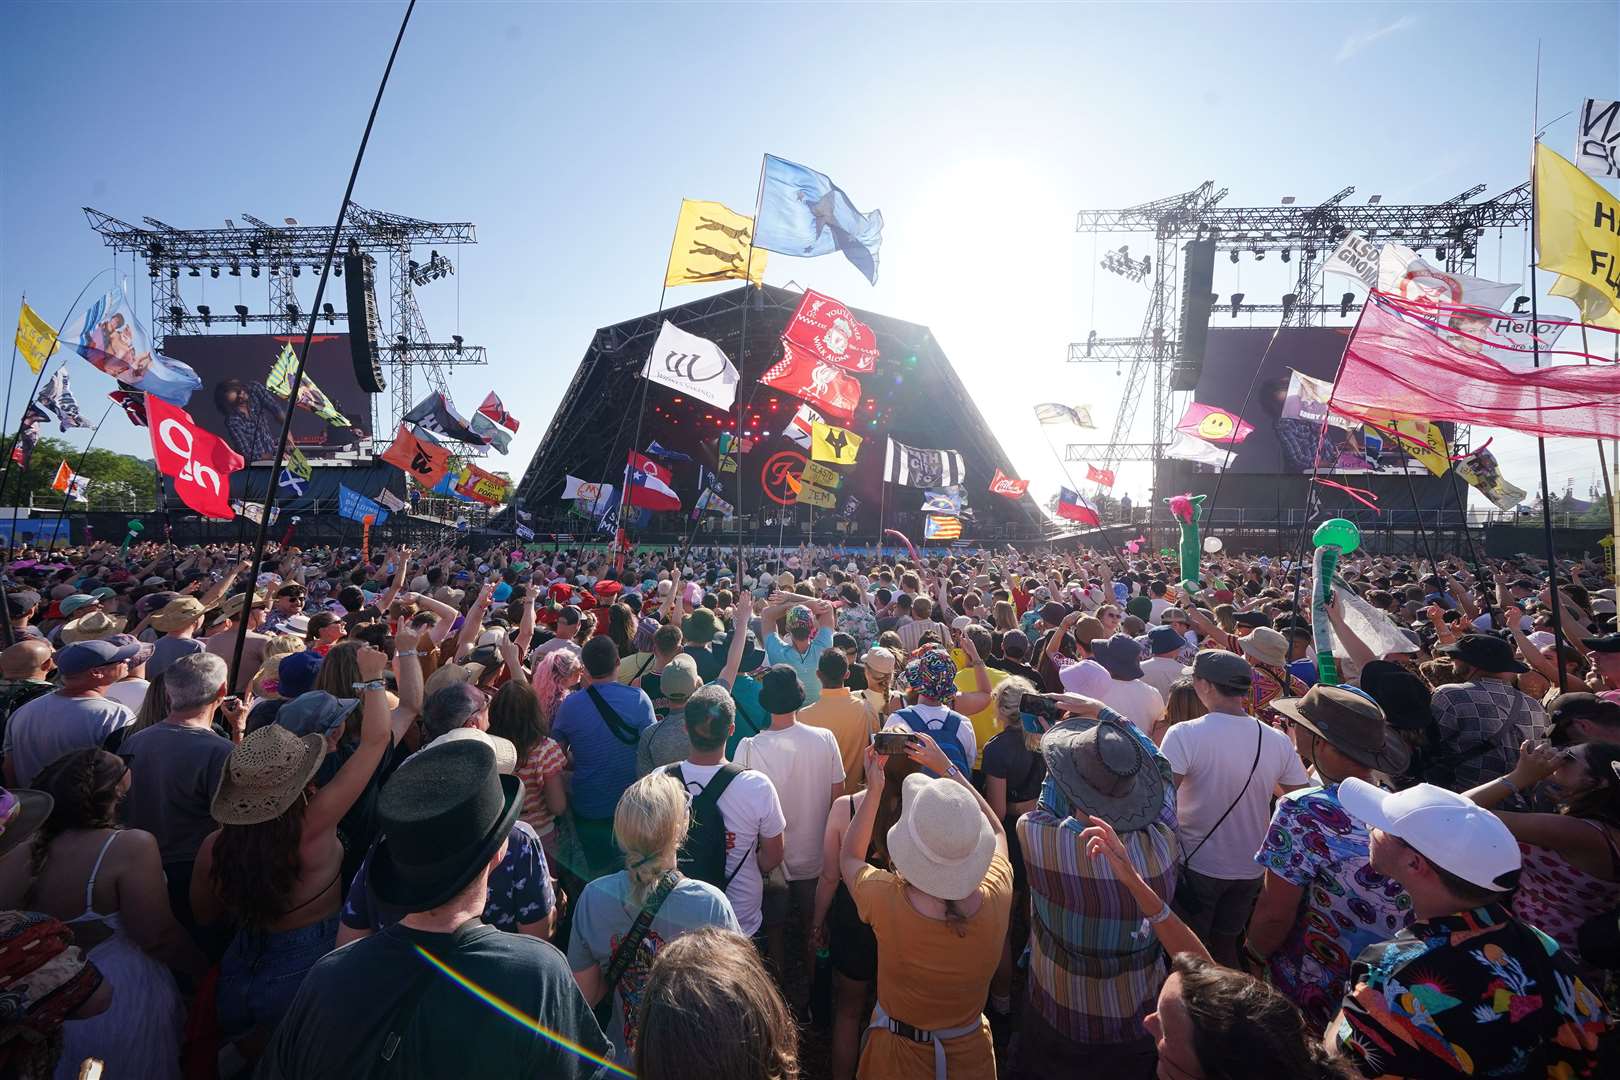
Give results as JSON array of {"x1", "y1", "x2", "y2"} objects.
[{"x1": 3, "y1": 1, "x2": 1616, "y2": 512}]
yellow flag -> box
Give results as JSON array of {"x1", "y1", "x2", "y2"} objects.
[
  {"x1": 1549, "y1": 274, "x2": 1620, "y2": 331},
  {"x1": 15, "y1": 302, "x2": 58, "y2": 374},
  {"x1": 810, "y1": 421, "x2": 862, "y2": 464},
  {"x1": 802, "y1": 460, "x2": 842, "y2": 489},
  {"x1": 795, "y1": 482, "x2": 836, "y2": 510},
  {"x1": 1535, "y1": 144, "x2": 1620, "y2": 318},
  {"x1": 1393, "y1": 419, "x2": 1450, "y2": 477},
  {"x1": 664, "y1": 200, "x2": 767, "y2": 287}
]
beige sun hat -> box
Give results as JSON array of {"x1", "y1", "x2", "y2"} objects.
[
  {"x1": 151, "y1": 596, "x2": 209, "y2": 633},
  {"x1": 211, "y1": 724, "x2": 327, "y2": 826},
  {"x1": 885, "y1": 772, "x2": 998, "y2": 902},
  {"x1": 60, "y1": 610, "x2": 127, "y2": 644}
]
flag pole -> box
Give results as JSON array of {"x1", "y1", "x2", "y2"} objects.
[
  {"x1": 43, "y1": 401, "x2": 116, "y2": 559},
  {"x1": 226, "y1": 0, "x2": 416, "y2": 694},
  {"x1": 736, "y1": 156, "x2": 768, "y2": 562},
  {"x1": 1, "y1": 269, "x2": 115, "y2": 563}
]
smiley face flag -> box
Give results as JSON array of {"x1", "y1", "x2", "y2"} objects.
[{"x1": 1175, "y1": 402, "x2": 1254, "y2": 447}]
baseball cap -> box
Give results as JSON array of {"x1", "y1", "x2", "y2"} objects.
[
  {"x1": 1338, "y1": 776, "x2": 1520, "y2": 891},
  {"x1": 1182, "y1": 649, "x2": 1253, "y2": 691},
  {"x1": 658, "y1": 654, "x2": 700, "y2": 702},
  {"x1": 950, "y1": 615, "x2": 973, "y2": 632},
  {"x1": 56, "y1": 638, "x2": 141, "y2": 677}
]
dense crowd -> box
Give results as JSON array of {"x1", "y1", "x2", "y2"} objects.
[{"x1": 0, "y1": 536, "x2": 1617, "y2": 1079}]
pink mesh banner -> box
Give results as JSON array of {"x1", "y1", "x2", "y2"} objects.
[{"x1": 1333, "y1": 292, "x2": 1620, "y2": 439}]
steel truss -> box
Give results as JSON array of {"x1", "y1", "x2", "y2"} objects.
[
  {"x1": 84, "y1": 205, "x2": 486, "y2": 444},
  {"x1": 1070, "y1": 180, "x2": 1532, "y2": 485}
]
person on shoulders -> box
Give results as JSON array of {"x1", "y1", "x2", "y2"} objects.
[
  {"x1": 759, "y1": 596, "x2": 837, "y2": 706},
  {"x1": 1330, "y1": 778, "x2": 1613, "y2": 1078}
]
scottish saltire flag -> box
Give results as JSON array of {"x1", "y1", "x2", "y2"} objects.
[
  {"x1": 754, "y1": 155, "x2": 884, "y2": 284},
  {"x1": 278, "y1": 469, "x2": 306, "y2": 496}
]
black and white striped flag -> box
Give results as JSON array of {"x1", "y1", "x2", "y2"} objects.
[{"x1": 884, "y1": 438, "x2": 965, "y2": 489}]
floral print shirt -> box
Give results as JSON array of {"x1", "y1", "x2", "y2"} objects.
[
  {"x1": 1256, "y1": 783, "x2": 1413, "y2": 1030},
  {"x1": 1330, "y1": 904, "x2": 1613, "y2": 1079}
]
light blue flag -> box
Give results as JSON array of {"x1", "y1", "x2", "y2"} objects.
[
  {"x1": 753, "y1": 155, "x2": 883, "y2": 284},
  {"x1": 337, "y1": 483, "x2": 389, "y2": 525}
]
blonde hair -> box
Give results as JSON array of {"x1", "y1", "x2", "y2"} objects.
[
  {"x1": 614, "y1": 771, "x2": 690, "y2": 904},
  {"x1": 263, "y1": 634, "x2": 303, "y2": 663},
  {"x1": 994, "y1": 676, "x2": 1035, "y2": 730}
]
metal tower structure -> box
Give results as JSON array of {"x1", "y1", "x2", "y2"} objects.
[
  {"x1": 1068, "y1": 181, "x2": 1533, "y2": 479},
  {"x1": 84, "y1": 205, "x2": 487, "y2": 445}
]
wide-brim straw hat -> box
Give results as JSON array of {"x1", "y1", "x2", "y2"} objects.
[
  {"x1": 1041, "y1": 716, "x2": 1166, "y2": 834},
  {"x1": 0, "y1": 788, "x2": 54, "y2": 859},
  {"x1": 60, "y1": 610, "x2": 127, "y2": 644},
  {"x1": 151, "y1": 596, "x2": 209, "y2": 632},
  {"x1": 211, "y1": 724, "x2": 327, "y2": 826},
  {"x1": 885, "y1": 773, "x2": 997, "y2": 902}
]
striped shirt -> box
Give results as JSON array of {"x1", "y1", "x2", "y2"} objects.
[
  {"x1": 516, "y1": 737, "x2": 568, "y2": 836},
  {"x1": 1016, "y1": 710, "x2": 1180, "y2": 1045}
]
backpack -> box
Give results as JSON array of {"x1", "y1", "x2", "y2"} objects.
[
  {"x1": 894, "y1": 706, "x2": 972, "y2": 776},
  {"x1": 665, "y1": 763, "x2": 752, "y2": 890}
]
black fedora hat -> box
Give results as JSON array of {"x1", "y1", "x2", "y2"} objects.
[
  {"x1": 370, "y1": 739, "x2": 522, "y2": 912},
  {"x1": 1436, "y1": 633, "x2": 1527, "y2": 674}
]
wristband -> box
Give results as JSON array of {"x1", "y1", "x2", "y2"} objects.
[
  {"x1": 1147, "y1": 900, "x2": 1173, "y2": 926},
  {"x1": 396, "y1": 650, "x2": 421, "y2": 658},
  {"x1": 1496, "y1": 776, "x2": 1519, "y2": 796},
  {"x1": 352, "y1": 679, "x2": 388, "y2": 693}
]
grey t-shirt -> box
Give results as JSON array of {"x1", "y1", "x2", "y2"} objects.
[
  {"x1": 118, "y1": 721, "x2": 234, "y2": 865},
  {"x1": 635, "y1": 716, "x2": 691, "y2": 778},
  {"x1": 2, "y1": 691, "x2": 134, "y2": 786},
  {"x1": 566, "y1": 870, "x2": 739, "y2": 1065}
]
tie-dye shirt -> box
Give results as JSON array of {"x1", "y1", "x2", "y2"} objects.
[{"x1": 1256, "y1": 783, "x2": 1413, "y2": 1030}]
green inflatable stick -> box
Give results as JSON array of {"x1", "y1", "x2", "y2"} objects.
[
  {"x1": 1311, "y1": 518, "x2": 1360, "y2": 686},
  {"x1": 1164, "y1": 493, "x2": 1206, "y2": 593}
]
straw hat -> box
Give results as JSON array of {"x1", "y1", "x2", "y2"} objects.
[
  {"x1": 211, "y1": 724, "x2": 327, "y2": 826},
  {"x1": 0, "y1": 787, "x2": 54, "y2": 858},
  {"x1": 1237, "y1": 626, "x2": 1290, "y2": 669},
  {"x1": 60, "y1": 610, "x2": 127, "y2": 644},
  {"x1": 886, "y1": 773, "x2": 998, "y2": 901},
  {"x1": 151, "y1": 596, "x2": 208, "y2": 632}
]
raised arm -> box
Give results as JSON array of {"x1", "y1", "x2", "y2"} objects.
[
  {"x1": 306, "y1": 644, "x2": 393, "y2": 836},
  {"x1": 407, "y1": 590, "x2": 459, "y2": 645},
  {"x1": 375, "y1": 546, "x2": 412, "y2": 613},
  {"x1": 1079, "y1": 815, "x2": 1211, "y2": 962},
  {"x1": 517, "y1": 587, "x2": 537, "y2": 656},
  {"x1": 390, "y1": 626, "x2": 426, "y2": 741},
  {"x1": 198, "y1": 558, "x2": 250, "y2": 611},
  {"x1": 1324, "y1": 593, "x2": 1378, "y2": 672},
  {"x1": 718, "y1": 591, "x2": 753, "y2": 686},
  {"x1": 453, "y1": 582, "x2": 495, "y2": 660},
  {"x1": 952, "y1": 632, "x2": 994, "y2": 716}
]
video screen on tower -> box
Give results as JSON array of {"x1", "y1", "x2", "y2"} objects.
[
  {"x1": 1192, "y1": 327, "x2": 1451, "y2": 475},
  {"x1": 161, "y1": 334, "x2": 372, "y2": 461}
]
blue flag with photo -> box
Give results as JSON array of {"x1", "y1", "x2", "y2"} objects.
[
  {"x1": 753, "y1": 155, "x2": 884, "y2": 284},
  {"x1": 337, "y1": 483, "x2": 388, "y2": 525}
]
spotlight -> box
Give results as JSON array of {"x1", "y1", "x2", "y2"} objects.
[
  {"x1": 1434, "y1": 247, "x2": 1446, "y2": 260},
  {"x1": 1340, "y1": 292, "x2": 1356, "y2": 317},
  {"x1": 209, "y1": 266, "x2": 220, "y2": 279},
  {"x1": 234, "y1": 304, "x2": 249, "y2": 327},
  {"x1": 332, "y1": 261, "x2": 342, "y2": 277},
  {"x1": 452, "y1": 334, "x2": 464, "y2": 354},
  {"x1": 250, "y1": 264, "x2": 261, "y2": 278},
  {"x1": 1208, "y1": 292, "x2": 1219, "y2": 309},
  {"x1": 169, "y1": 267, "x2": 180, "y2": 280},
  {"x1": 286, "y1": 302, "x2": 300, "y2": 320},
  {"x1": 269, "y1": 265, "x2": 279, "y2": 277},
  {"x1": 1461, "y1": 242, "x2": 1476, "y2": 260},
  {"x1": 1281, "y1": 249, "x2": 1292, "y2": 263},
  {"x1": 188, "y1": 266, "x2": 200, "y2": 277},
  {"x1": 148, "y1": 266, "x2": 158, "y2": 279},
  {"x1": 1229, "y1": 293, "x2": 1245, "y2": 317},
  {"x1": 168, "y1": 305, "x2": 185, "y2": 324},
  {"x1": 1229, "y1": 250, "x2": 1240, "y2": 264},
  {"x1": 292, "y1": 266, "x2": 301, "y2": 278},
  {"x1": 1251, "y1": 247, "x2": 1265, "y2": 261},
  {"x1": 228, "y1": 262, "x2": 240, "y2": 277},
  {"x1": 322, "y1": 302, "x2": 335, "y2": 325},
  {"x1": 197, "y1": 304, "x2": 212, "y2": 326},
  {"x1": 1281, "y1": 293, "x2": 1297, "y2": 318}
]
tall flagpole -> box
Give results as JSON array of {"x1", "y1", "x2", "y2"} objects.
[
  {"x1": 735, "y1": 157, "x2": 768, "y2": 563},
  {"x1": 1526, "y1": 46, "x2": 1570, "y2": 692},
  {"x1": 43, "y1": 401, "x2": 117, "y2": 559}
]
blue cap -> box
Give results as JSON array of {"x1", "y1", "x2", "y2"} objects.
[
  {"x1": 1147, "y1": 626, "x2": 1185, "y2": 655},
  {"x1": 276, "y1": 651, "x2": 324, "y2": 699},
  {"x1": 276, "y1": 691, "x2": 357, "y2": 739},
  {"x1": 56, "y1": 638, "x2": 141, "y2": 677},
  {"x1": 59, "y1": 594, "x2": 99, "y2": 617}
]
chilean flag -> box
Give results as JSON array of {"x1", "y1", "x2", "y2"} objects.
[
  {"x1": 625, "y1": 451, "x2": 681, "y2": 512},
  {"x1": 1056, "y1": 487, "x2": 1100, "y2": 526}
]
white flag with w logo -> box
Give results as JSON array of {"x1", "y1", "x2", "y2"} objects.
[{"x1": 641, "y1": 320, "x2": 738, "y2": 410}]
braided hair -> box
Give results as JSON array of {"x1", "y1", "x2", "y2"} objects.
[{"x1": 28, "y1": 749, "x2": 128, "y2": 881}]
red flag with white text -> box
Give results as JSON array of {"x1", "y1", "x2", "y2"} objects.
[
  {"x1": 781, "y1": 290, "x2": 879, "y2": 374},
  {"x1": 988, "y1": 468, "x2": 1029, "y2": 498},
  {"x1": 759, "y1": 344, "x2": 862, "y2": 421},
  {"x1": 146, "y1": 395, "x2": 244, "y2": 519},
  {"x1": 1086, "y1": 464, "x2": 1116, "y2": 487}
]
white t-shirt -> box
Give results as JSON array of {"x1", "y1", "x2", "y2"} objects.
[
  {"x1": 1148, "y1": 597, "x2": 1174, "y2": 624},
  {"x1": 1139, "y1": 656, "x2": 1184, "y2": 701},
  {"x1": 902, "y1": 702, "x2": 976, "y2": 770},
  {"x1": 105, "y1": 678, "x2": 151, "y2": 714},
  {"x1": 736, "y1": 722, "x2": 845, "y2": 882},
  {"x1": 1160, "y1": 710, "x2": 1308, "y2": 880},
  {"x1": 1096, "y1": 678, "x2": 1165, "y2": 735},
  {"x1": 669, "y1": 761, "x2": 786, "y2": 935}
]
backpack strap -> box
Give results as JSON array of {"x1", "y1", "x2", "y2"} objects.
[
  {"x1": 602, "y1": 870, "x2": 681, "y2": 995},
  {"x1": 672, "y1": 763, "x2": 757, "y2": 889},
  {"x1": 586, "y1": 686, "x2": 641, "y2": 746}
]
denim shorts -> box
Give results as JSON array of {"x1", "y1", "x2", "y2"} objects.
[{"x1": 216, "y1": 915, "x2": 339, "y2": 1038}]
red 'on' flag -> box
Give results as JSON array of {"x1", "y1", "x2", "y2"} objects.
[
  {"x1": 781, "y1": 290, "x2": 879, "y2": 374},
  {"x1": 146, "y1": 395, "x2": 244, "y2": 519},
  {"x1": 759, "y1": 344, "x2": 862, "y2": 421},
  {"x1": 1333, "y1": 291, "x2": 1620, "y2": 439},
  {"x1": 1056, "y1": 486, "x2": 1100, "y2": 526},
  {"x1": 1085, "y1": 464, "x2": 1116, "y2": 487},
  {"x1": 988, "y1": 467, "x2": 1029, "y2": 498}
]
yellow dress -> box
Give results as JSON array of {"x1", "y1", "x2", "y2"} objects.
[{"x1": 851, "y1": 852, "x2": 1014, "y2": 1079}]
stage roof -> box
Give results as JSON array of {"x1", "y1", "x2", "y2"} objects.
[{"x1": 513, "y1": 285, "x2": 1043, "y2": 539}]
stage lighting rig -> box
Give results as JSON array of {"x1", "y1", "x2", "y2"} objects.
[
  {"x1": 234, "y1": 304, "x2": 249, "y2": 326},
  {"x1": 408, "y1": 249, "x2": 455, "y2": 286},
  {"x1": 1101, "y1": 244, "x2": 1151, "y2": 283}
]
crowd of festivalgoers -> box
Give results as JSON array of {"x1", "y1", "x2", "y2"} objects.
[{"x1": 0, "y1": 535, "x2": 1617, "y2": 1078}]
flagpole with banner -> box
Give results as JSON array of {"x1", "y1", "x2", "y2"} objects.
[
  {"x1": 736, "y1": 156, "x2": 768, "y2": 559},
  {"x1": 224, "y1": 0, "x2": 417, "y2": 694},
  {"x1": 43, "y1": 401, "x2": 116, "y2": 558}
]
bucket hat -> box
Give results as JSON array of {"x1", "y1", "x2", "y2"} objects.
[
  {"x1": 60, "y1": 610, "x2": 127, "y2": 644},
  {"x1": 211, "y1": 724, "x2": 327, "y2": 826},
  {"x1": 150, "y1": 596, "x2": 208, "y2": 633},
  {"x1": 759, "y1": 663, "x2": 806, "y2": 714},
  {"x1": 1041, "y1": 716, "x2": 1167, "y2": 833},
  {"x1": 1271, "y1": 684, "x2": 1410, "y2": 775},
  {"x1": 275, "y1": 691, "x2": 359, "y2": 741},
  {"x1": 1436, "y1": 633, "x2": 1527, "y2": 673},
  {"x1": 1237, "y1": 626, "x2": 1289, "y2": 668},
  {"x1": 369, "y1": 738, "x2": 521, "y2": 911},
  {"x1": 0, "y1": 787, "x2": 53, "y2": 858},
  {"x1": 1090, "y1": 634, "x2": 1145, "y2": 681},
  {"x1": 886, "y1": 772, "x2": 998, "y2": 902}
]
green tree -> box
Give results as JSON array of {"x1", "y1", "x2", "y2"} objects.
[{"x1": 0, "y1": 433, "x2": 157, "y2": 511}]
